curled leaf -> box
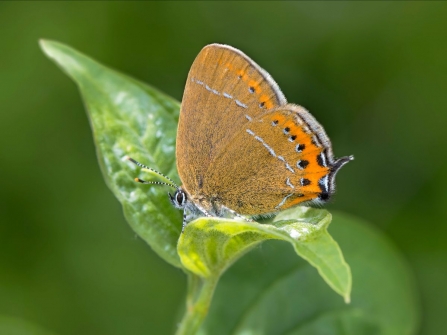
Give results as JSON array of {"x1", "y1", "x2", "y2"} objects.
[
  {"x1": 178, "y1": 206, "x2": 351, "y2": 302},
  {"x1": 198, "y1": 213, "x2": 419, "y2": 335}
]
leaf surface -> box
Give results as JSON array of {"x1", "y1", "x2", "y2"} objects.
[
  {"x1": 198, "y1": 212, "x2": 419, "y2": 335},
  {"x1": 179, "y1": 207, "x2": 351, "y2": 302},
  {"x1": 41, "y1": 40, "x2": 183, "y2": 267}
]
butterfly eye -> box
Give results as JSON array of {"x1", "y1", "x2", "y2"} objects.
[
  {"x1": 176, "y1": 192, "x2": 183, "y2": 204},
  {"x1": 175, "y1": 190, "x2": 187, "y2": 207},
  {"x1": 169, "y1": 189, "x2": 187, "y2": 209}
]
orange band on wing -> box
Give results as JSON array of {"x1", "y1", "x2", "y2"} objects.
[{"x1": 221, "y1": 61, "x2": 278, "y2": 109}]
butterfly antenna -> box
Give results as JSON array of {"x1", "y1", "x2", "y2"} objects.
[
  {"x1": 125, "y1": 156, "x2": 178, "y2": 189},
  {"x1": 134, "y1": 178, "x2": 177, "y2": 188}
]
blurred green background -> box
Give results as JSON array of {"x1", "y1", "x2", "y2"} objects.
[{"x1": 1, "y1": 2, "x2": 446, "y2": 334}]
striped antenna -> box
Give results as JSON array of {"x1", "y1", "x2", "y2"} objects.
[
  {"x1": 125, "y1": 156, "x2": 178, "y2": 189},
  {"x1": 134, "y1": 178, "x2": 176, "y2": 188}
]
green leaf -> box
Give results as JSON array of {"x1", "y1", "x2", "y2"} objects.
[
  {"x1": 178, "y1": 207, "x2": 351, "y2": 302},
  {"x1": 40, "y1": 40, "x2": 183, "y2": 268},
  {"x1": 198, "y1": 212, "x2": 419, "y2": 335}
]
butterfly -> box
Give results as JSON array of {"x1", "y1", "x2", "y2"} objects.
[{"x1": 128, "y1": 44, "x2": 353, "y2": 230}]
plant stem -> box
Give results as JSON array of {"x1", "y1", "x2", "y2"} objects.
[{"x1": 176, "y1": 273, "x2": 218, "y2": 335}]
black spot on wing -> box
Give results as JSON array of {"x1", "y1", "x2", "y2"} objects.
[
  {"x1": 301, "y1": 178, "x2": 311, "y2": 186},
  {"x1": 297, "y1": 160, "x2": 309, "y2": 169},
  {"x1": 296, "y1": 144, "x2": 305, "y2": 152}
]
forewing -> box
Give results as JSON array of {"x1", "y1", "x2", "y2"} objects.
[
  {"x1": 202, "y1": 104, "x2": 336, "y2": 215},
  {"x1": 176, "y1": 44, "x2": 287, "y2": 196}
]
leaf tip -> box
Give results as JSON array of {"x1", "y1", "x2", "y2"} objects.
[
  {"x1": 38, "y1": 38, "x2": 47, "y2": 48},
  {"x1": 39, "y1": 39, "x2": 69, "y2": 65},
  {"x1": 38, "y1": 39, "x2": 88, "y2": 81},
  {"x1": 39, "y1": 39, "x2": 56, "y2": 57},
  {"x1": 344, "y1": 294, "x2": 351, "y2": 304}
]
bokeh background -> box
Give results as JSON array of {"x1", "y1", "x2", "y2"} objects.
[{"x1": 1, "y1": 2, "x2": 446, "y2": 334}]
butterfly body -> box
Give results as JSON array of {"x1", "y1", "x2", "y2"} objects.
[
  {"x1": 129, "y1": 44, "x2": 353, "y2": 230},
  {"x1": 174, "y1": 44, "x2": 352, "y2": 227}
]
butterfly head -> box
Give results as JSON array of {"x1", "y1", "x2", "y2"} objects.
[
  {"x1": 125, "y1": 156, "x2": 202, "y2": 230},
  {"x1": 125, "y1": 155, "x2": 185, "y2": 204},
  {"x1": 169, "y1": 188, "x2": 188, "y2": 209}
]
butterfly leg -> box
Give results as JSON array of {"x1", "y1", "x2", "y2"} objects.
[
  {"x1": 182, "y1": 212, "x2": 188, "y2": 232},
  {"x1": 182, "y1": 202, "x2": 213, "y2": 232}
]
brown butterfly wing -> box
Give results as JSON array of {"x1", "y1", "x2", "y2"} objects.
[
  {"x1": 202, "y1": 104, "x2": 350, "y2": 215},
  {"x1": 177, "y1": 44, "x2": 287, "y2": 198}
]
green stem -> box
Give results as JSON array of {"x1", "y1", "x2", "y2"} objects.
[{"x1": 176, "y1": 273, "x2": 219, "y2": 335}]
